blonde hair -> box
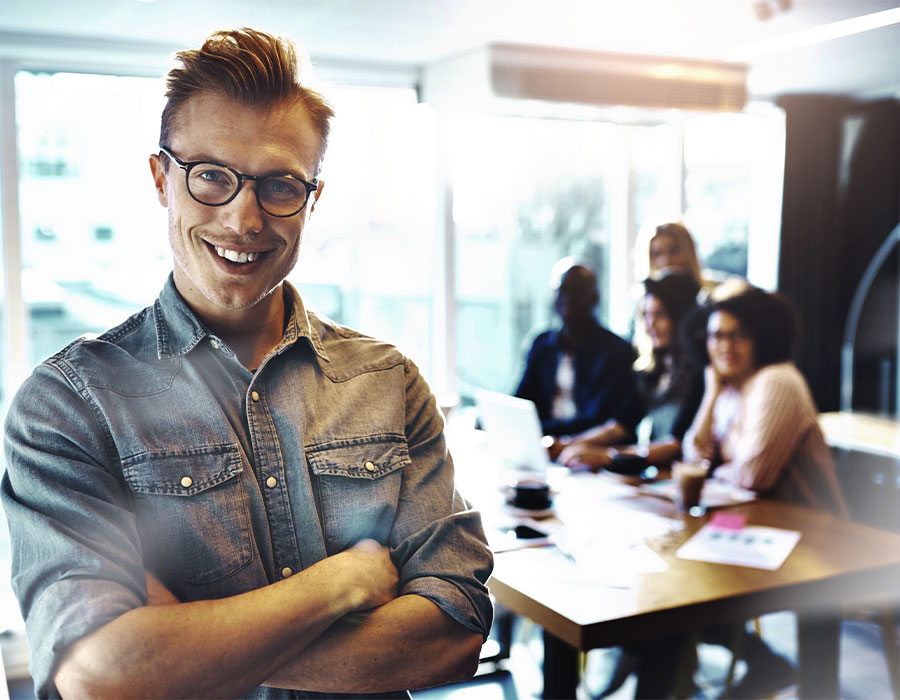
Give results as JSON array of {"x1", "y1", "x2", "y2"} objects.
[
  {"x1": 633, "y1": 222, "x2": 704, "y2": 284},
  {"x1": 160, "y1": 28, "x2": 334, "y2": 174}
]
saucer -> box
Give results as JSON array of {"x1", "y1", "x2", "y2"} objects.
[{"x1": 504, "y1": 504, "x2": 555, "y2": 519}]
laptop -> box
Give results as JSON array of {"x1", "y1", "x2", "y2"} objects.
[{"x1": 474, "y1": 390, "x2": 551, "y2": 482}]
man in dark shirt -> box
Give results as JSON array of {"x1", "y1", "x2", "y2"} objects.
[{"x1": 515, "y1": 261, "x2": 643, "y2": 457}]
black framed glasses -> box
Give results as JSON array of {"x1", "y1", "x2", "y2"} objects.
[
  {"x1": 158, "y1": 146, "x2": 318, "y2": 218},
  {"x1": 707, "y1": 328, "x2": 751, "y2": 345}
]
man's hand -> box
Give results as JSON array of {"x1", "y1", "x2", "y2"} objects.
[
  {"x1": 57, "y1": 540, "x2": 402, "y2": 699},
  {"x1": 334, "y1": 539, "x2": 399, "y2": 612},
  {"x1": 145, "y1": 572, "x2": 179, "y2": 606},
  {"x1": 557, "y1": 442, "x2": 613, "y2": 471},
  {"x1": 543, "y1": 435, "x2": 570, "y2": 462}
]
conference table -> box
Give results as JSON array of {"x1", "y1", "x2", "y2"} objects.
[{"x1": 449, "y1": 424, "x2": 900, "y2": 699}]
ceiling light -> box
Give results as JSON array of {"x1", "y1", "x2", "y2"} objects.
[{"x1": 731, "y1": 6, "x2": 900, "y2": 61}]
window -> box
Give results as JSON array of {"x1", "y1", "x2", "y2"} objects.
[
  {"x1": 447, "y1": 111, "x2": 774, "y2": 403},
  {"x1": 450, "y1": 115, "x2": 618, "y2": 398},
  {"x1": 288, "y1": 85, "x2": 437, "y2": 379},
  {"x1": 684, "y1": 107, "x2": 785, "y2": 282},
  {"x1": 11, "y1": 74, "x2": 438, "y2": 389},
  {"x1": 15, "y1": 71, "x2": 169, "y2": 371}
]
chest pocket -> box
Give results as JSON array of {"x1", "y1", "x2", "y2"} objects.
[
  {"x1": 123, "y1": 444, "x2": 253, "y2": 586},
  {"x1": 306, "y1": 437, "x2": 409, "y2": 554}
]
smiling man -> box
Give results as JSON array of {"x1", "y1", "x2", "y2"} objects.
[{"x1": 2, "y1": 28, "x2": 492, "y2": 699}]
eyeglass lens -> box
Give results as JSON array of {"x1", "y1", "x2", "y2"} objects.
[
  {"x1": 187, "y1": 163, "x2": 309, "y2": 217},
  {"x1": 707, "y1": 330, "x2": 750, "y2": 344}
]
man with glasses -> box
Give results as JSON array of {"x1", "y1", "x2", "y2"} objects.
[{"x1": 2, "y1": 28, "x2": 492, "y2": 699}]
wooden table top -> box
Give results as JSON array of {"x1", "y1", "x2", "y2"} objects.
[
  {"x1": 486, "y1": 470, "x2": 900, "y2": 652},
  {"x1": 819, "y1": 411, "x2": 900, "y2": 459}
]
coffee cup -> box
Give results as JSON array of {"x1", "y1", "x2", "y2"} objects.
[
  {"x1": 672, "y1": 461, "x2": 709, "y2": 512},
  {"x1": 607, "y1": 451, "x2": 647, "y2": 477},
  {"x1": 509, "y1": 480, "x2": 552, "y2": 510}
]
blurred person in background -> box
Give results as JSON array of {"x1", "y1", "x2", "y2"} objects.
[
  {"x1": 515, "y1": 257, "x2": 643, "y2": 460},
  {"x1": 633, "y1": 221, "x2": 715, "y2": 294},
  {"x1": 667, "y1": 286, "x2": 847, "y2": 698},
  {"x1": 684, "y1": 286, "x2": 847, "y2": 515},
  {"x1": 596, "y1": 286, "x2": 840, "y2": 699},
  {"x1": 557, "y1": 271, "x2": 704, "y2": 472}
]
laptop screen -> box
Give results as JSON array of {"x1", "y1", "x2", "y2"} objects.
[{"x1": 475, "y1": 390, "x2": 550, "y2": 482}]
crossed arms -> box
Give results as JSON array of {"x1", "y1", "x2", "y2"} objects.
[
  {"x1": 3, "y1": 361, "x2": 492, "y2": 698},
  {"x1": 55, "y1": 542, "x2": 482, "y2": 698}
]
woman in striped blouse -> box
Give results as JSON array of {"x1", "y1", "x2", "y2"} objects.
[
  {"x1": 631, "y1": 288, "x2": 848, "y2": 699},
  {"x1": 684, "y1": 286, "x2": 847, "y2": 516}
]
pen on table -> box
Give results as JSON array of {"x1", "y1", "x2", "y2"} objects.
[{"x1": 553, "y1": 539, "x2": 577, "y2": 563}]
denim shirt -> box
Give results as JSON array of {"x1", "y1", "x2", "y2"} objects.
[{"x1": 2, "y1": 276, "x2": 494, "y2": 699}]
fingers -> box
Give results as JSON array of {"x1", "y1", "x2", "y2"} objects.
[
  {"x1": 145, "y1": 571, "x2": 180, "y2": 606},
  {"x1": 342, "y1": 540, "x2": 399, "y2": 611},
  {"x1": 558, "y1": 444, "x2": 613, "y2": 471}
]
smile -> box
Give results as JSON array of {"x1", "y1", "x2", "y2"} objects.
[{"x1": 214, "y1": 246, "x2": 262, "y2": 264}]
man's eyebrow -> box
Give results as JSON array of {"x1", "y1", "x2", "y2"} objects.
[{"x1": 184, "y1": 152, "x2": 311, "y2": 181}]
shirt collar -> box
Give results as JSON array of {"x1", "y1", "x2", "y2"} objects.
[
  {"x1": 276, "y1": 281, "x2": 329, "y2": 362},
  {"x1": 153, "y1": 275, "x2": 210, "y2": 359},
  {"x1": 152, "y1": 274, "x2": 329, "y2": 363}
]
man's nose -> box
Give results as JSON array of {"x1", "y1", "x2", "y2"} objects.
[{"x1": 221, "y1": 184, "x2": 264, "y2": 234}]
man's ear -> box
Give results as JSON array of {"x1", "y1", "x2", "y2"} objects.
[
  {"x1": 310, "y1": 180, "x2": 325, "y2": 214},
  {"x1": 149, "y1": 153, "x2": 169, "y2": 207}
]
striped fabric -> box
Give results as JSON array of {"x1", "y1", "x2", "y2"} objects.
[{"x1": 685, "y1": 363, "x2": 847, "y2": 516}]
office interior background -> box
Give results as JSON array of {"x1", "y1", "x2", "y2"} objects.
[{"x1": 1, "y1": 0, "x2": 900, "y2": 689}]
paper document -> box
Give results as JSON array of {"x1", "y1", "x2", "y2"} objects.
[
  {"x1": 677, "y1": 523, "x2": 801, "y2": 570},
  {"x1": 496, "y1": 540, "x2": 669, "y2": 589}
]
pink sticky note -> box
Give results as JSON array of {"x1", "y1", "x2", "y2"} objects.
[{"x1": 710, "y1": 512, "x2": 746, "y2": 531}]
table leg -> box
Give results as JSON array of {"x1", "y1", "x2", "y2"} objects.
[
  {"x1": 542, "y1": 629, "x2": 579, "y2": 699},
  {"x1": 796, "y1": 613, "x2": 840, "y2": 699}
]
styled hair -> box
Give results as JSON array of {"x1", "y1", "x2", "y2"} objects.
[
  {"x1": 633, "y1": 221, "x2": 704, "y2": 285},
  {"x1": 636, "y1": 271, "x2": 700, "y2": 373},
  {"x1": 159, "y1": 28, "x2": 335, "y2": 174},
  {"x1": 710, "y1": 287, "x2": 800, "y2": 367},
  {"x1": 644, "y1": 272, "x2": 701, "y2": 330}
]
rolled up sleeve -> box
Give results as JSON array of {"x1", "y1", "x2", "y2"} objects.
[
  {"x1": 2, "y1": 363, "x2": 145, "y2": 697},
  {"x1": 389, "y1": 359, "x2": 494, "y2": 640}
]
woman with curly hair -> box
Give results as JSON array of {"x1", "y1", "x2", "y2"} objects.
[{"x1": 684, "y1": 287, "x2": 846, "y2": 515}]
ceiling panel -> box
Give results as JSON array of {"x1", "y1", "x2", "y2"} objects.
[{"x1": 0, "y1": 0, "x2": 898, "y2": 98}]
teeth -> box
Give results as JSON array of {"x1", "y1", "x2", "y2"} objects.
[{"x1": 215, "y1": 246, "x2": 260, "y2": 263}]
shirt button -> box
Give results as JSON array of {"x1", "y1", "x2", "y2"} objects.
[
  {"x1": 266, "y1": 476, "x2": 277, "y2": 488},
  {"x1": 210, "y1": 339, "x2": 220, "y2": 349},
  {"x1": 281, "y1": 567, "x2": 293, "y2": 578},
  {"x1": 251, "y1": 391, "x2": 260, "y2": 402},
  {"x1": 364, "y1": 461, "x2": 376, "y2": 472},
  {"x1": 180, "y1": 476, "x2": 193, "y2": 488}
]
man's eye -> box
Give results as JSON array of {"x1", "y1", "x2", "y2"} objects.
[
  {"x1": 199, "y1": 169, "x2": 225, "y2": 182},
  {"x1": 263, "y1": 178, "x2": 301, "y2": 197}
]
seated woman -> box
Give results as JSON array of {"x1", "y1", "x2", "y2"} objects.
[
  {"x1": 662, "y1": 287, "x2": 846, "y2": 698},
  {"x1": 684, "y1": 286, "x2": 847, "y2": 516},
  {"x1": 557, "y1": 271, "x2": 703, "y2": 472},
  {"x1": 599, "y1": 287, "x2": 846, "y2": 699}
]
